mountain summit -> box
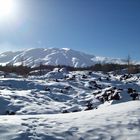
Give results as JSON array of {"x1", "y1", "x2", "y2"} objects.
[{"x1": 0, "y1": 48, "x2": 125, "y2": 67}]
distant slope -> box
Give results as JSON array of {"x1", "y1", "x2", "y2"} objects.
[{"x1": 0, "y1": 48, "x2": 127, "y2": 67}]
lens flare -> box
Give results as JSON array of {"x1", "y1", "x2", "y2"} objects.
[{"x1": 0, "y1": 0, "x2": 16, "y2": 20}]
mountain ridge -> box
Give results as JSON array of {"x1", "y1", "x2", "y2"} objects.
[{"x1": 0, "y1": 48, "x2": 131, "y2": 67}]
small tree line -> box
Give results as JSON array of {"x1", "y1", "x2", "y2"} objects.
[{"x1": 0, "y1": 63, "x2": 140, "y2": 76}]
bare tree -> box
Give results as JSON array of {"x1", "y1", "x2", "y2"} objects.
[
  {"x1": 126, "y1": 55, "x2": 131, "y2": 66},
  {"x1": 126, "y1": 55, "x2": 132, "y2": 74}
]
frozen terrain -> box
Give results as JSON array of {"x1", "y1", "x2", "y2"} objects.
[
  {"x1": 0, "y1": 69, "x2": 140, "y2": 139},
  {"x1": 0, "y1": 101, "x2": 140, "y2": 140},
  {"x1": 0, "y1": 48, "x2": 127, "y2": 67}
]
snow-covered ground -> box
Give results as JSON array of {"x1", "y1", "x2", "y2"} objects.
[
  {"x1": 0, "y1": 69, "x2": 140, "y2": 139},
  {"x1": 0, "y1": 101, "x2": 140, "y2": 140}
]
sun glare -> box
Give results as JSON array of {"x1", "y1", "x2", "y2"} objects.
[{"x1": 0, "y1": 0, "x2": 16, "y2": 20}]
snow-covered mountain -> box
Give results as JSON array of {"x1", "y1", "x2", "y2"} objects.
[{"x1": 0, "y1": 48, "x2": 127, "y2": 67}]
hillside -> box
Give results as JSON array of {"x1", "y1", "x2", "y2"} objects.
[
  {"x1": 0, "y1": 48, "x2": 126, "y2": 67},
  {"x1": 0, "y1": 70, "x2": 140, "y2": 115},
  {"x1": 0, "y1": 68, "x2": 140, "y2": 139}
]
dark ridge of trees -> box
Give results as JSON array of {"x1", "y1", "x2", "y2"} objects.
[
  {"x1": 0, "y1": 63, "x2": 140, "y2": 76},
  {"x1": 0, "y1": 65, "x2": 31, "y2": 76}
]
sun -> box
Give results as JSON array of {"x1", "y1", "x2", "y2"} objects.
[{"x1": 0, "y1": 0, "x2": 16, "y2": 20}]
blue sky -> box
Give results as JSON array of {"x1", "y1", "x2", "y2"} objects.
[{"x1": 0, "y1": 0, "x2": 140, "y2": 60}]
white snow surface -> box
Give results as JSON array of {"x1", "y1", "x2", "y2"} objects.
[
  {"x1": 0, "y1": 48, "x2": 129, "y2": 67},
  {"x1": 0, "y1": 101, "x2": 140, "y2": 140},
  {"x1": 0, "y1": 70, "x2": 140, "y2": 139}
]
